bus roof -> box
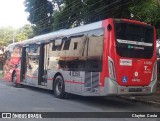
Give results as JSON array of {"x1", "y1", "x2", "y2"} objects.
[
  {"x1": 7, "y1": 18, "x2": 152, "y2": 48},
  {"x1": 6, "y1": 41, "x2": 24, "y2": 52},
  {"x1": 23, "y1": 20, "x2": 102, "y2": 45}
]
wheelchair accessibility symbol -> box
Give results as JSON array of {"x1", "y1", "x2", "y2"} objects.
[{"x1": 122, "y1": 76, "x2": 128, "y2": 83}]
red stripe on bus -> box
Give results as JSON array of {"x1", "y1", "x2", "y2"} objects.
[
  {"x1": 47, "y1": 78, "x2": 53, "y2": 80},
  {"x1": 25, "y1": 77, "x2": 84, "y2": 85},
  {"x1": 27, "y1": 76, "x2": 38, "y2": 79},
  {"x1": 64, "y1": 80, "x2": 85, "y2": 84}
]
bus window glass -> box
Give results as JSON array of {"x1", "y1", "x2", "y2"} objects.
[
  {"x1": 5, "y1": 51, "x2": 11, "y2": 61},
  {"x1": 52, "y1": 40, "x2": 63, "y2": 51},
  {"x1": 12, "y1": 47, "x2": 21, "y2": 57},
  {"x1": 28, "y1": 45, "x2": 39, "y2": 54},
  {"x1": 26, "y1": 45, "x2": 39, "y2": 77},
  {"x1": 115, "y1": 21, "x2": 154, "y2": 59},
  {"x1": 63, "y1": 39, "x2": 71, "y2": 50}
]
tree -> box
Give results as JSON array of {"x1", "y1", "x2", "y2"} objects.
[
  {"x1": 24, "y1": 0, "x2": 53, "y2": 35},
  {"x1": 0, "y1": 25, "x2": 33, "y2": 46},
  {"x1": 0, "y1": 27, "x2": 14, "y2": 46},
  {"x1": 25, "y1": 0, "x2": 160, "y2": 37},
  {"x1": 129, "y1": 0, "x2": 160, "y2": 37},
  {"x1": 15, "y1": 24, "x2": 34, "y2": 42},
  {"x1": 52, "y1": 0, "x2": 133, "y2": 30},
  {"x1": 157, "y1": 0, "x2": 160, "y2": 6}
]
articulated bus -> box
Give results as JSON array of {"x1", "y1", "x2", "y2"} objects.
[{"x1": 3, "y1": 18, "x2": 157, "y2": 98}]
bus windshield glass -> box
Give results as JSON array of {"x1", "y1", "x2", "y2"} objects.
[{"x1": 115, "y1": 21, "x2": 154, "y2": 59}]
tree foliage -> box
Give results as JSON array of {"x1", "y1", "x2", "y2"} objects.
[
  {"x1": 24, "y1": 0, "x2": 160, "y2": 37},
  {"x1": 52, "y1": 0, "x2": 132, "y2": 30},
  {"x1": 24, "y1": 0, "x2": 53, "y2": 35},
  {"x1": 15, "y1": 24, "x2": 34, "y2": 42},
  {"x1": 0, "y1": 25, "x2": 33, "y2": 46},
  {"x1": 0, "y1": 27, "x2": 14, "y2": 46},
  {"x1": 129, "y1": 0, "x2": 160, "y2": 27},
  {"x1": 129, "y1": 0, "x2": 160, "y2": 36}
]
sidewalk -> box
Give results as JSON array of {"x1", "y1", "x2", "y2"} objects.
[
  {"x1": 122, "y1": 91, "x2": 160, "y2": 105},
  {"x1": 121, "y1": 79, "x2": 160, "y2": 105}
]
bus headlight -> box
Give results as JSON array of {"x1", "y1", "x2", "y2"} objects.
[{"x1": 108, "y1": 57, "x2": 116, "y2": 80}]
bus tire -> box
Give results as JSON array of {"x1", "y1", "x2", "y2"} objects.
[
  {"x1": 12, "y1": 72, "x2": 21, "y2": 88},
  {"x1": 54, "y1": 75, "x2": 65, "y2": 99}
]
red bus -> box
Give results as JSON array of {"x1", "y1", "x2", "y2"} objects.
[{"x1": 3, "y1": 18, "x2": 157, "y2": 98}]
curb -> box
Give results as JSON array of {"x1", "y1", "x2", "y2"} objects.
[
  {"x1": 120, "y1": 96, "x2": 160, "y2": 106},
  {"x1": 156, "y1": 91, "x2": 160, "y2": 94}
]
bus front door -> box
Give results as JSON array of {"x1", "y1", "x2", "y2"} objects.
[
  {"x1": 20, "y1": 47, "x2": 26, "y2": 82},
  {"x1": 38, "y1": 43, "x2": 49, "y2": 86}
]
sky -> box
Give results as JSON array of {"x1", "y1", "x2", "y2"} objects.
[{"x1": 0, "y1": 0, "x2": 29, "y2": 28}]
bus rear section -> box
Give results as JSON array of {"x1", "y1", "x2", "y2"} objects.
[{"x1": 101, "y1": 19, "x2": 157, "y2": 96}]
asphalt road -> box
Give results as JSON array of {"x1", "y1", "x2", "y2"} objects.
[{"x1": 0, "y1": 80, "x2": 159, "y2": 121}]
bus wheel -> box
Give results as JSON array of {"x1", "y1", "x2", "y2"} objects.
[
  {"x1": 12, "y1": 72, "x2": 21, "y2": 87},
  {"x1": 54, "y1": 75, "x2": 65, "y2": 99}
]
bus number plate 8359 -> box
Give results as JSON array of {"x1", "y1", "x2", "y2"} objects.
[{"x1": 69, "y1": 71, "x2": 80, "y2": 77}]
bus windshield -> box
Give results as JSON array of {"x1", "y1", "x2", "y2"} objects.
[{"x1": 115, "y1": 21, "x2": 154, "y2": 59}]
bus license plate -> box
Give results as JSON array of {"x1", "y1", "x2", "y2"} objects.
[{"x1": 129, "y1": 88, "x2": 142, "y2": 92}]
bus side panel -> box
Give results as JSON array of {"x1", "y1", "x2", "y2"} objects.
[
  {"x1": 3, "y1": 71, "x2": 12, "y2": 81},
  {"x1": 15, "y1": 69, "x2": 21, "y2": 84},
  {"x1": 4, "y1": 58, "x2": 20, "y2": 82},
  {"x1": 100, "y1": 19, "x2": 111, "y2": 86}
]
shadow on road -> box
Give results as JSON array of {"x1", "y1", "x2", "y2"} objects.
[{"x1": 3, "y1": 81, "x2": 160, "y2": 111}]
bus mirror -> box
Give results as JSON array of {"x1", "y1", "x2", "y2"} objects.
[
  {"x1": 55, "y1": 39, "x2": 62, "y2": 46},
  {"x1": 107, "y1": 24, "x2": 112, "y2": 31}
]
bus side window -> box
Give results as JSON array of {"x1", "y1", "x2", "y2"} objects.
[
  {"x1": 63, "y1": 39, "x2": 71, "y2": 50},
  {"x1": 29, "y1": 45, "x2": 39, "y2": 55},
  {"x1": 73, "y1": 42, "x2": 78, "y2": 50},
  {"x1": 5, "y1": 51, "x2": 11, "y2": 61},
  {"x1": 52, "y1": 41, "x2": 56, "y2": 51},
  {"x1": 52, "y1": 39, "x2": 63, "y2": 51},
  {"x1": 12, "y1": 47, "x2": 21, "y2": 57}
]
